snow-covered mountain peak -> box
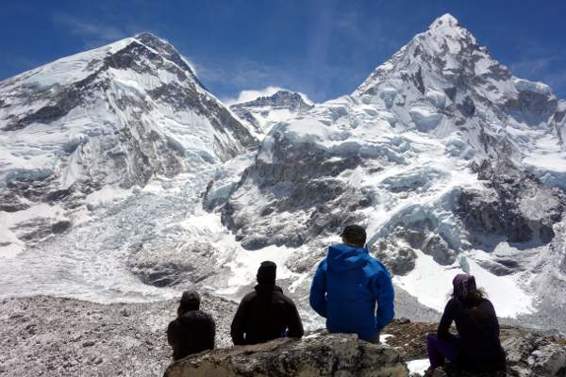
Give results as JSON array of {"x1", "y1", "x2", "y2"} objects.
[
  {"x1": 132, "y1": 32, "x2": 200, "y2": 82},
  {"x1": 354, "y1": 14, "x2": 487, "y2": 98},
  {"x1": 237, "y1": 89, "x2": 313, "y2": 111},
  {"x1": 429, "y1": 13, "x2": 460, "y2": 31},
  {"x1": 0, "y1": 32, "x2": 255, "y2": 256},
  {"x1": 424, "y1": 13, "x2": 478, "y2": 52},
  {"x1": 0, "y1": 32, "x2": 201, "y2": 100},
  {"x1": 351, "y1": 12, "x2": 564, "y2": 171},
  {"x1": 230, "y1": 89, "x2": 314, "y2": 136}
]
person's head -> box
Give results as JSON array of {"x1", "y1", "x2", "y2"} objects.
[
  {"x1": 256, "y1": 261, "x2": 277, "y2": 286},
  {"x1": 452, "y1": 274, "x2": 484, "y2": 302},
  {"x1": 177, "y1": 290, "x2": 200, "y2": 316},
  {"x1": 341, "y1": 225, "x2": 367, "y2": 248}
]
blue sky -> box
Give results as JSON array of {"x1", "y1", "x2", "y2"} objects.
[{"x1": 1, "y1": 0, "x2": 565, "y2": 102}]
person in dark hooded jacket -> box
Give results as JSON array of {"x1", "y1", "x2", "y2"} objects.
[
  {"x1": 167, "y1": 290, "x2": 215, "y2": 360},
  {"x1": 424, "y1": 274, "x2": 506, "y2": 376},
  {"x1": 231, "y1": 261, "x2": 304, "y2": 345},
  {"x1": 310, "y1": 225, "x2": 395, "y2": 342}
]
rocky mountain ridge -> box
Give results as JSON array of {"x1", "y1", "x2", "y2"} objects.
[{"x1": 230, "y1": 89, "x2": 314, "y2": 135}]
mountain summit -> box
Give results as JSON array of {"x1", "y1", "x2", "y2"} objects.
[
  {"x1": 0, "y1": 32, "x2": 255, "y2": 255},
  {"x1": 230, "y1": 89, "x2": 314, "y2": 134}
]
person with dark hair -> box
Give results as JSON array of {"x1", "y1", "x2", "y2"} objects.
[
  {"x1": 231, "y1": 261, "x2": 304, "y2": 345},
  {"x1": 167, "y1": 290, "x2": 215, "y2": 360},
  {"x1": 424, "y1": 274, "x2": 506, "y2": 376},
  {"x1": 309, "y1": 225, "x2": 395, "y2": 342}
]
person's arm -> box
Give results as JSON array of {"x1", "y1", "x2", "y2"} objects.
[
  {"x1": 167, "y1": 321, "x2": 176, "y2": 347},
  {"x1": 286, "y1": 299, "x2": 305, "y2": 339},
  {"x1": 230, "y1": 298, "x2": 248, "y2": 346},
  {"x1": 206, "y1": 314, "x2": 216, "y2": 350},
  {"x1": 309, "y1": 260, "x2": 328, "y2": 318},
  {"x1": 438, "y1": 299, "x2": 456, "y2": 340},
  {"x1": 371, "y1": 268, "x2": 395, "y2": 332}
]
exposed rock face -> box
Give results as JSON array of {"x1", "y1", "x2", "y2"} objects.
[
  {"x1": 503, "y1": 333, "x2": 566, "y2": 377},
  {"x1": 164, "y1": 334, "x2": 409, "y2": 377},
  {"x1": 218, "y1": 121, "x2": 376, "y2": 250},
  {"x1": 457, "y1": 161, "x2": 564, "y2": 249},
  {"x1": 385, "y1": 319, "x2": 566, "y2": 377}
]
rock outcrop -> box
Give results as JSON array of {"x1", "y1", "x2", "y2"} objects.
[
  {"x1": 457, "y1": 161, "x2": 564, "y2": 249},
  {"x1": 384, "y1": 320, "x2": 566, "y2": 377},
  {"x1": 164, "y1": 334, "x2": 409, "y2": 377}
]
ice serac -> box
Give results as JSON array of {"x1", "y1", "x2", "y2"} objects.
[
  {"x1": 230, "y1": 89, "x2": 314, "y2": 136},
  {"x1": 209, "y1": 14, "x2": 566, "y2": 327},
  {"x1": 0, "y1": 32, "x2": 255, "y2": 253}
]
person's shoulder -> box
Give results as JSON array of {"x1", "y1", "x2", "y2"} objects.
[
  {"x1": 183, "y1": 310, "x2": 214, "y2": 323},
  {"x1": 445, "y1": 297, "x2": 464, "y2": 312},
  {"x1": 241, "y1": 290, "x2": 258, "y2": 303},
  {"x1": 168, "y1": 318, "x2": 180, "y2": 329},
  {"x1": 198, "y1": 310, "x2": 215, "y2": 321},
  {"x1": 366, "y1": 254, "x2": 391, "y2": 276},
  {"x1": 277, "y1": 289, "x2": 298, "y2": 307},
  {"x1": 478, "y1": 298, "x2": 496, "y2": 310}
]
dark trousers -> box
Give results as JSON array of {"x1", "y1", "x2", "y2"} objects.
[{"x1": 426, "y1": 334, "x2": 461, "y2": 369}]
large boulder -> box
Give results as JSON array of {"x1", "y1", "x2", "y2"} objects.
[{"x1": 164, "y1": 334, "x2": 409, "y2": 377}]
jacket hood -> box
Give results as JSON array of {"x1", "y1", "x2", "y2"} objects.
[
  {"x1": 327, "y1": 243, "x2": 369, "y2": 272},
  {"x1": 254, "y1": 284, "x2": 283, "y2": 296},
  {"x1": 179, "y1": 309, "x2": 201, "y2": 323}
]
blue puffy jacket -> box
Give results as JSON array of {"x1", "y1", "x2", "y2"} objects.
[{"x1": 309, "y1": 243, "x2": 395, "y2": 341}]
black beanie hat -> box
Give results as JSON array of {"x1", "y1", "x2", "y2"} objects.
[
  {"x1": 341, "y1": 225, "x2": 367, "y2": 246},
  {"x1": 257, "y1": 261, "x2": 277, "y2": 285},
  {"x1": 180, "y1": 290, "x2": 201, "y2": 311}
]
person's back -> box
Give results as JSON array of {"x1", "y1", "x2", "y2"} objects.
[
  {"x1": 310, "y1": 225, "x2": 395, "y2": 342},
  {"x1": 167, "y1": 291, "x2": 215, "y2": 360},
  {"x1": 231, "y1": 261, "x2": 304, "y2": 345},
  {"x1": 440, "y1": 296, "x2": 505, "y2": 371},
  {"x1": 425, "y1": 274, "x2": 506, "y2": 376}
]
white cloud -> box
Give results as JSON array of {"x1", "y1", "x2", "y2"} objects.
[{"x1": 51, "y1": 13, "x2": 129, "y2": 48}]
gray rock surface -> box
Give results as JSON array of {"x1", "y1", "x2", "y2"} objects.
[
  {"x1": 164, "y1": 334, "x2": 409, "y2": 377},
  {"x1": 0, "y1": 294, "x2": 237, "y2": 377},
  {"x1": 1, "y1": 296, "x2": 565, "y2": 377},
  {"x1": 458, "y1": 161, "x2": 564, "y2": 249}
]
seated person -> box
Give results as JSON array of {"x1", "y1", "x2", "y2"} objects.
[
  {"x1": 310, "y1": 225, "x2": 395, "y2": 342},
  {"x1": 167, "y1": 290, "x2": 215, "y2": 360},
  {"x1": 425, "y1": 274, "x2": 506, "y2": 376},
  {"x1": 231, "y1": 261, "x2": 304, "y2": 345}
]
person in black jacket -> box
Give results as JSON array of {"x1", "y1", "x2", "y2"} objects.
[
  {"x1": 167, "y1": 290, "x2": 215, "y2": 360},
  {"x1": 424, "y1": 274, "x2": 506, "y2": 376},
  {"x1": 231, "y1": 261, "x2": 304, "y2": 345}
]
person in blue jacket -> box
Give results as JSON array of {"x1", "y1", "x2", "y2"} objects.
[{"x1": 310, "y1": 225, "x2": 395, "y2": 342}]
